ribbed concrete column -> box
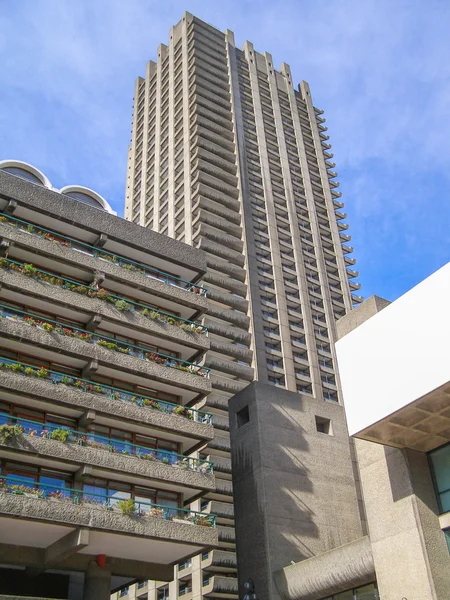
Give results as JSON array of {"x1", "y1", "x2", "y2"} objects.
[{"x1": 83, "y1": 561, "x2": 111, "y2": 600}]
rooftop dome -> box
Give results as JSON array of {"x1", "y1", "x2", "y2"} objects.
[{"x1": 0, "y1": 160, "x2": 116, "y2": 215}]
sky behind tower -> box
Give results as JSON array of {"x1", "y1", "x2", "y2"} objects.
[{"x1": 1, "y1": 0, "x2": 449, "y2": 302}]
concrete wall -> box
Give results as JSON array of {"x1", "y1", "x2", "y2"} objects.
[
  {"x1": 0, "y1": 170, "x2": 207, "y2": 276},
  {"x1": 229, "y1": 382, "x2": 363, "y2": 600},
  {"x1": 356, "y1": 439, "x2": 450, "y2": 600}
]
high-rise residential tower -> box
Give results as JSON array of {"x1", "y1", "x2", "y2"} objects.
[{"x1": 124, "y1": 12, "x2": 361, "y2": 600}]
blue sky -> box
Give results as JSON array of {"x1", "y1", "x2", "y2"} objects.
[{"x1": 1, "y1": 0, "x2": 449, "y2": 302}]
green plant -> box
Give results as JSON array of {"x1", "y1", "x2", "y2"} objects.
[
  {"x1": 179, "y1": 323, "x2": 191, "y2": 332},
  {"x1": 117, "y1": 347, "x2": 130, "y2": 354},
  {"x1": 0, "y1": 424, "x2": 24, "y2": 444},
  {"x1": 141, "y1": 308, "x2": 149, "y2": 317},
  {"x1": 149, "y1": 311, "x2": 160, "y2": 320},
  {"x1": 195, "y1": 516, "x2": 213, "y2": 527},
  {"x1": 98, "y1": 340, "x2": 117, "y2": 350},
  {"x1": 173, "y1": 405, "x2": 191, "y2": 418},
  {"x1": 36, "y1": 367, "x2": 50, "y2": 379},
  {"x1": 115, "y1": 300, "x2": 131, "y2": 312},
  {"x1": 142, "y1": 398, "x2": 161, "y2": 410},
  {"x1": 41, "y1": 322, "x2": 54, "y2": 333},
  {"x1": 25, "y1": 367, "x2": 37, "y2": 377},
  {"x1": 50, "y1": 429, "x2": 70, "y2": 443},
  {"x1": 11, "y1": 363, "x2": 25, "y2": 373},
  {"x1": 27, "y1": 224, "x2": 35, "y2": 233},
  {"x1": 22, "y1": 263, "x2": 37, "y2": 276},
  {"x1": 118, "y1": 498, "x2": 136, "y2": 516}
]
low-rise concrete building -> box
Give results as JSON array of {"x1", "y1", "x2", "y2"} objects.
[
  {"x1": 229, "y1": 263, "x2": 450, "y2": 600},
  {"x1": 0, "y1": 162, "x2": 218, "y2": 599}
]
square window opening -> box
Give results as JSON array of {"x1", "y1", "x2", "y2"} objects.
[
  {"x1": 236, "y1": 405, "x2": 250, "y2": 429},
  {"x1": 315, "y1": 416, "x2": 332, "y2": 435}
]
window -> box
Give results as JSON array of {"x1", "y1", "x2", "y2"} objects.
[
  {"x1": 429, "y1": 444, "x2": 450, "y2": 513},
  {"x1": 1, "y1": 166, "x2": 44, "y2": 185},
  {"x1": 315, "y1": 416, "x2": 332, "y2": 435},
  {"x1": 236, "y1": 405, "x2": 250, "y2": 429}
]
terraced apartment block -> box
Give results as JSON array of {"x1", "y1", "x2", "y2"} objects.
[{"x1": 0, "y1": 163, "x2": 219, "y2": 600}]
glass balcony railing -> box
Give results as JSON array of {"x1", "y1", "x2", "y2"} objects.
[
  {"x1": 0, "y1": 475, "x2": 216, "y2": 527},
  {"x1": 0, "y1": 212, "x2": 207, "y2": 296},
  {"x1": 0, "y1": 357, "x2": 213, "y2": 425},
  {"x1": 0, "y1": 257, "x2": 208, "y2": 335},
  {"x1": 0, "y1": 414, "x2": 214, "y2": 475},
  {"x1": 0, "y1": 303, "x2": 210, "y2": 378}
]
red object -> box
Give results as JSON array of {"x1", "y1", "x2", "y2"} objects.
[{"x1": 96, "y1": 554, "x2": 107, "y2": 568}]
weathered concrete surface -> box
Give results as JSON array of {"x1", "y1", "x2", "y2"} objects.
[
  {"x1": 336, "y1": 295, "x2": 390, "y2": 340},
  {"x1": 356, "y1": 439, "x2": 450, "y2": 600},
  {"x1": 229, "y1": 382, "x2": 364, "y2": 600},
  {"x1": 1, "y1": 435, "x2": 215, "y2": 492},
  {"x1": 0, "y1": 370, "x2": 213, "y2": 441},
  {"x1": 0, "y1": 493, "x2": 218, "y2": 547},
  {"x1": 274, "y1": 536, "x2": 375, "y2": 600},
  {"x1": 0, "y1": 268, "x2": 209, "y2": 351},
  {"x1": 0, "y1": 317, "x2": 211, "y2": 395},
  {"x1": 0, "y1": 224, "x2": 208, "y2": 313},
  {"x1": 0, "y1": 170, "x2": 207, "y2": 275}
]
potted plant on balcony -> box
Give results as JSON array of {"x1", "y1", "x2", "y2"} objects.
[
  {"x1": 118, "y1": 498, "x2": 136, "y2": 516},
  {"x1": 50, "y1": 429, "x2": 71, "y2": 443},
  {"x1": 0, "y1": 424, "x2": 24, "y2": 444},
  {"x1": 172, "y1": 405, "x2": 193, "y2": 420},
  {"x1": 195, "y1": 516, "x2": 213, "y2": 527}
]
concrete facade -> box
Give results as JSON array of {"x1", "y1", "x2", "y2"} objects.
[
  {"x1": 228, "y1": 290, "x2": 450, "y2": 600},
  {"x1": 123, "y1": 12, "x2": 361, "y2": 599},
  {"x1": 335, "y1": 291, "x2": 450, "y2": 600},
  {"x1": 229, "y1": 382, "x2": 364, "y2": 600},
  {"x1": 0, "y1": 168, "x2": 218, "y2": 599}
]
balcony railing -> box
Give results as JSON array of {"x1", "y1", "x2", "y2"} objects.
[
  {"x1": 0, "y1": 303, "x2": 210, "y2": 378},
  {"x1": 0, "y1": 414, "x2": 214, "y2": 474},
  {"x1": 0, "y1": 212, "x2": 207, "y2": 296},
  {"x1": 0, "y1": 476, "x2": 216, "y2": 527},
  {"x1": 0, "y1": 257, "x2": 208, "y2": 335},
  {"x1": 0, "y1": 357, "x2": 213, "y2": 425}
]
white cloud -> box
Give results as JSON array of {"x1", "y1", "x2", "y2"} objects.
[{"x1": 0, "y1": 0, "x2": 449, "y2": 298}]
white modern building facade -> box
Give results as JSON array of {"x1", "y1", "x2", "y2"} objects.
[{"x1": 335, "y1": 263, "x2": 450, "y2": 600}]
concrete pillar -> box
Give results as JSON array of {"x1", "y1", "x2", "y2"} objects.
[{"x1": 83, "y1": 561, "x2": 111, "y2": 600}]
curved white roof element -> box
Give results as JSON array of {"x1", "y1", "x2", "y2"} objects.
[
  {"x1": 0, "y1": 159, "x2": 52, "y2": 188},
  {"x1": 60, "y1": 185, "x2": 116, "y2": 215},
  {"x1": 0, "y1": 160, "x2": 117, "y2": 215}
]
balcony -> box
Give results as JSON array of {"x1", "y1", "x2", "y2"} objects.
[
  {"x1": 0, "y1": 212, "x2": 206, "y2": 298},
  {"x1": 0, "y1": 476, "x2": 218, "y2": 570},
  {"x1": 203, "y1": 575, "x2": 238, "y2": 597},
  {"x1": 0, "y1": 303, "x2": 210, "y2": 393},
  {"x1": 0, "y1": 416, "x2": 214, "y2": 500},
  {"x1": 0, "y1": 362, "x2": 214, "y2": 460}
]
